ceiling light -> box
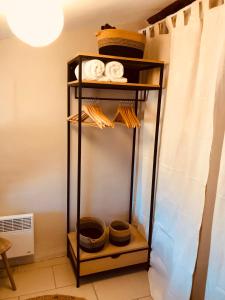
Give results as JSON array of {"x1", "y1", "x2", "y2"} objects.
[{"x1": 6, "y1": 0, "x2": 64, "y2": 47}]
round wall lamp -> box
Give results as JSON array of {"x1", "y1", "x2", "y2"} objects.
[{"x1": 6, "y1": 0, "x2": 64, "y2": 47}]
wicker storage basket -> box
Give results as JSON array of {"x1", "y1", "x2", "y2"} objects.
[
  {"x1": 96, "y1": 29, "x2": 146, "y2": 58},
  {"x1": 79, "y1": 217, "x2": 107, "y2": 253},
  {"x1": 109, "y1": 220, "x2": 131, "y2": 246}
]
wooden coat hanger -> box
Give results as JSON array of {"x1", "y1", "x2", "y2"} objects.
[
  {"x1": 113, "y1": 103, "x2": 141, "y2": 128},
  {"x1": 68, "y1": 102, "x2": 114, "y2": 129}
]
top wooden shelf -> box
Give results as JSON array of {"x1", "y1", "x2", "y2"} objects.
[{"x1": 67, "y1": 52, "x2": 164, "y2": 71}]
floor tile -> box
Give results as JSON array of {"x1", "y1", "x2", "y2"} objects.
[
  {"x1": 93, "y1": 270, "x2": 150, "y2": 300},
  {"x1": 16, "y1": 257, "x2": 69, "y2": 273},
  {"x1": 56, "y1": 285, "x2": 97, "y2": 300},
  {"x1": 19, "y1": 284, "x2": 97, "y2": 300},
  {"x1": 52, "y1": 263, "x2": 75, "y2": 288},
  {"x1": 0, "y1": 267, "x2": 55, "y2": 299},
  {"x1": 19, "y1": 289, "x2": 56, "y2": 300}
]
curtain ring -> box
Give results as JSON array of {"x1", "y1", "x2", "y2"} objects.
[
  {"x1": 201, "y1": 0, "x2": 210, "y2": 14},
  {"x1": 146, "y1": 26, "x2": 152, "y2": 39},
  {"x1": 189, "y1": 1, "x2": 200, "y2": 23},
  {"x1": 154, "y1": 23, "x2": 160, "y2": 36},
  {"x1": 165, "y1": 16, "x2": 173, "y2": 31},
  {"x1": 176, "y1": 11, "x2": 184, "y2": 27}
]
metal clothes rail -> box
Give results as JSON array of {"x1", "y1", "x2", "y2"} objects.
[{"x1": 67, "y1": 53, "x2": 164, "y2": 287}]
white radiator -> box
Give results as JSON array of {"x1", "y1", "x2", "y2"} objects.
[{"x1": 0, "y1": 213, "x2": 34, "y2": 258}]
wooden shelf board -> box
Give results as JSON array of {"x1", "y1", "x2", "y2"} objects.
[
  {"x1": 67, "y1": 80, "x2": 160, "y2": 91},
  {"x1": 68, "y1": 52, "x2": 164, "y2": 65},
  {"x1": 68, "y1": 225, "x2": 148, "y2": 261}
]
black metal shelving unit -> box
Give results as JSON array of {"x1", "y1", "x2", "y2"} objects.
[{"x1": 67, "y1": 53, "x2": 164, "y2": 287}]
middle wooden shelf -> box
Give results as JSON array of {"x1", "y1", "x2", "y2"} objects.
[{"x1": 68, "y1": 79, "x2": 160, "y2": 91}]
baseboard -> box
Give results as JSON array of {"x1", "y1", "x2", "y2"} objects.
[{"x1": 0, "y1": 251, "x2": 67, "y2": 269}]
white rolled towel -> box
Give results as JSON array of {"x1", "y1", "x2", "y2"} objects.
[
  {"x1": 97, "y1": 76, "x2": 110, "y2": 82},
  {"x1": 85, "y1": 59, "x2": 105, "y2": 80},
  {"x1": 110, "y1": 77, "x2": 127, "y2": 83},
  {"x1": 96, "y1": 76, "x2": 127, "y2": 83},
  {"x1": 105, "y1": 61, "x2": 124, "y2": 80},
  {"x1": 75, "y1": 59, "x2": 105, "y2": 80},
  {"x1": 74, "y1": 61, "x2": 87, "y2": 80}
]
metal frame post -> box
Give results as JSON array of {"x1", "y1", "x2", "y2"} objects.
[
  {"x1": 148, "y1": 64, "x2": 164, "y2": 267},
  {"x1": 129, "y1": 90, "x2": 139, "y2": 224},
  {"x1": 76, "y1": 57, "x2": 82, "y2": 287},
  {"x1": 67, "y1": 79, "x2": 71, "y2": 255}
]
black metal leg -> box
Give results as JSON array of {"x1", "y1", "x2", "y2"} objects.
[
  {"x1": 148, "y1": 65, "x2": 164, "y2": 267},
  {"x1": 67, "y1": 84, "x2": 71, "y2": 257},
  {"x1": 76, "y1": 276, "x2": 80, "y2": 288},
  {"x1": 145, "y1": 262, "x2": 150, "y2": 271},
  {"x1": 129, "y1": 91, "x2": 139, "y2": 224},
  {"x1": 76, "y1": 57, "x2": 82, "y2": 287}
]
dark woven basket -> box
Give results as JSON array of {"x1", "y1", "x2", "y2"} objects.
[
  {"x1": 79, "y1": 217, "x2": 106, "y2": 253},
  {"x1": 96, "y1": 29, "x2": 146, "y2": 59},
  {"x1": 109, "y1": 220, "x2": 131, "y2": 246}
]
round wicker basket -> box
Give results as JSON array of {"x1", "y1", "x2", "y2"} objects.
[
  {"x1": 79, "y1": 217, "x2": 106, "y2": 253},
  {"x1": 109, "y1": 220, "x2": 131, "y2": 246},
  {"x1": 96, "y1": 29, "x2": 146, "y2": 58}
]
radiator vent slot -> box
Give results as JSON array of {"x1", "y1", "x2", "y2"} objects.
[{"x1": 0, "y1": 217, "x2": 32, "y2": 232}]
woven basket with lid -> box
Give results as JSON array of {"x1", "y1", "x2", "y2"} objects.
[{"x1": 96, "y1": 29, "x2": 146, "y2": 58}]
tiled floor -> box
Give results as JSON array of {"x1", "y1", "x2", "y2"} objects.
[{"x1": 0, "y1": 257, "x2": 153, "y2": 300}]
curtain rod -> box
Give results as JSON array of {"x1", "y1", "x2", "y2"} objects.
[{"x1": 147, "y1": 0, "x2": 196, "y2": 24}]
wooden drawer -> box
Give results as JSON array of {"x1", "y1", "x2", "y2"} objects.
[
  {"x1": 68, "y1": 227, "x2": 149, "y2": 277},
  {"x1": 80, "y1": 249, "x2": 148, "y2": 276}
]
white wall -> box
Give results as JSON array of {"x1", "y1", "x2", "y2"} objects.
[{"x1": 0, "y1": 25, "x2": 139, "y2": 261}]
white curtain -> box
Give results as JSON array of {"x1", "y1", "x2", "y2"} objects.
[
  {"x1": 135, "y1": 1, "x2": 225, "y2": 299},
  {"x1": 205, "y1": 5, "x2": 225, "y2": 298},
  {"x1": 206, "y1": 112, "x2": 225, "y2": 300}
]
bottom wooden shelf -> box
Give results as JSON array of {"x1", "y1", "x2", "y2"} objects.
[{"x1": 68, "y1": 225, "x2": 148, "y2": 276}]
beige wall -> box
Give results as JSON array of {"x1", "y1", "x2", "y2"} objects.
[{"x1": 0, "y1": 25, "x2": 139, "y2": 261}]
